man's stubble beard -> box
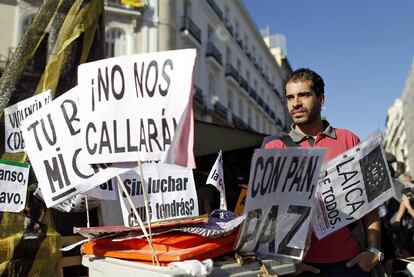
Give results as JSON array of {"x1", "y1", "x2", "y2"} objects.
[{"x1": 290, "y1": 104, "x2": 321, "y2": 126}]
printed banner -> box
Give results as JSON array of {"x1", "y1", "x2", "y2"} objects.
[
  {"x1": 312, "y1": 135, "x2": 394, "y2": 239},
  {"x1": 77, "y1": 49, "x2": 196, "y2": 165},
  {"x1": 206, "y1": 151, "x2": 227, "y2": 210},
  {"x1": 0, "y1": 160, "x2": 30, "y2": 212},
  {"x1": 234, "y1": 148, "x2": 325, "y2": 260},
  {"x1": 117, "y1": 163, "x2": 199, "y2": 226},
  {"x1": 21, "y1": 87, "x2": 132, "y2": 207},
  {"x1": 4, "y1": 90, "x2": 52, "y2": 153}
]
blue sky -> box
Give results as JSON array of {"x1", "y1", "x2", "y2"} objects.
[{"x1": 243, "y1": 0, "x2": 414, "y2": 139}]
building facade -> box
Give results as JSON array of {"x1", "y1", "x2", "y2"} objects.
[
  {"x1": 105, "y1": 0, "x2": 292, "y2": 135},
  {"x1": 384, "y1": 98, "x2": 409, "y2": 174},
  {"x1": 401, "y1": 60, "x2": 414, "y2": 177},
  {"x1": 0, "y1": 0, "x2": 291, "y2": 136}
]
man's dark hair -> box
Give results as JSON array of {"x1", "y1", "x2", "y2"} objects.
[{"x1": 285, "y1": 68, "x2": 325, "y2": 97}]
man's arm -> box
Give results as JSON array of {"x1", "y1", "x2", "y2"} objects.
[
  {"x1": 402, "y1": 194, "x2": 414, "y2": 218},
  {"x1": 346, "y1": 209, "x2": 381, "y2": 272},
  {"x1": 395, "y1": 201, "x2": 406, "y2": 223}
]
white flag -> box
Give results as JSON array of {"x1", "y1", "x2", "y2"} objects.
[{"x1": 206, "y1": 151, "x2": 227, "y2": 210}]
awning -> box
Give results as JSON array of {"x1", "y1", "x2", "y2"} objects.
[{"x1": 194, "y1": 120, "x2": 266, "y2": 156}]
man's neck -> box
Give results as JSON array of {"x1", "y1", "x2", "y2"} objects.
[{"x1": 294, "y1": 119, "x2": 325, "y2": 137}]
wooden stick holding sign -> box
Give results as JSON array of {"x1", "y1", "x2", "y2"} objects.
[
  {"x1": 137, "y1": 160, "x2": 155, "y2": 264},
  {"x1": 116, "y1": 175, "x2": 160, "y2": 265}
]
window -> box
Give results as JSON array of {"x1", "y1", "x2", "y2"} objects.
[
  {"x1": 247, "y1": 106, "x2": 252, "y2": 126},
  {"x1": 235, "y1": 21, "x2": 240, "y2": 37},
  {"x1": 226, "y1": 47, "x2": 232, "y2": 64},
  {"x1": 21, "y1": 15, "x2": 35, "y2": 39},
  {"x1": 105, "y1": 28, "x2": 126, "y2": 58},
  {"x1": 237, "y1": 59, "x2": 242, "y2": 74},
  {"x1": 224, "y1": 5, "x2": 230, "y2": 25},
  {"x1": 252, "y1": 46, "x2": 256, "y2": 61},
  {"x1": 184, "y1": 0, "x2": 192, "y2": 17},
  {"x1": 239, "y1": 99, "x2": 244, "y2": 119},
  {"x1": 208, "y1": 72, "x2": 215, "y2": 98},
  {"x1": 244, "y1": 34, "x2": 249, "y2": 51},
  {"x1": 207, "y1": 25, "x2": 214, "y2": 43},
  {"x1": 228, "y1": 90, "x2": 233, "y2": 110}
]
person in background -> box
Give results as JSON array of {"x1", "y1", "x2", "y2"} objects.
[
  {"x1": 393, "y1": 174, "x2": 414, "y2": 256},
  {"x1": 264, "y1": 68, "x2": 382, "y2": 276}
]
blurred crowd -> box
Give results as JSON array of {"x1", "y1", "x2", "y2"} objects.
[{"x1": 380, "y1": 158, "x2": 414, "y2": 276}]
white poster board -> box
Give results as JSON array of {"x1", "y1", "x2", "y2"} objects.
[
  {"x1": 312, "y1": 135, "x2": 394, "y2": 239},
  {"x1": 21, "y1": 87, "x2": 131, "y2": 207},
  {"x1": 234, "y1": 148, "x2": 325, "y2": 260},
  {"x1": 77, "y1": 49, "x2": 196, "y2": 165},
  {"x1": 4, "y1": 90, "x2": 52, "y2": 153},
  {"x1": 117, "y1": 163, "x2": 199, "y2": 226},
  {"x1": 85, "y1": 178, "x2": 117, "y2": 200},
  {"x1": 0, "y1": 160, "x2": 30, "y2": 212}
]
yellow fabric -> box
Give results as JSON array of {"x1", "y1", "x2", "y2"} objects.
[
  {"x1": 121, "y1": 0, "x2": 142, "y2": 8},
  {"x1": 36, "y1": 0, "x2": 103, "y2": 95},
  {"x1": 0, "y1": 0, "x2": 103, "y2": 276},
  {"x1": 0, "y1": 211, "x2": 60, "y2": 276}
]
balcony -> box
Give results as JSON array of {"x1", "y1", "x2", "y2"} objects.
[
  {"x1": 256, "y1": 95, "x2": 264, "y2": 108},
  {"x1": 206, "y1": 0, "x2": 223, "y2": 21},
  {"x1": 224, "y1": 20, "x2": 233, "y2": 36},
  {"x1": 193, "y1": 85, "x2": 204, "y2": 107},
  {"x1": 235, "y1": 34, "x2": 243, "y2": 49},
  {"x1": 264, "y1": 103, "x2": 271, "y2": 115},
  {"x1": 238, "y1": 76, "x2": 249, "y2": 93},
  {"x1": 214, "y1": 102, "x2": 228, "y2": 120},
  {"x1": 180, "y1": 16, "x2": 202, "y2": 45},
  {"x1": 248, "y1": 87, "x2": 257, "y2": 101},
  {"x1": 206, "y1": 42, "x2": 222, "y2": 68},
  {"x1": 233, "y1": 114, "x2": 252, "y2": 131},
  {"x1": 225, "y1": 63, "x2": 239, "y2": 86},
  {"x1": 270, "y1": 111, "x2": 276, "y2": 121}
]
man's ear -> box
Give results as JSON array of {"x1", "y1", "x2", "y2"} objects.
[{"x1": 319, "y1": 94, "x2": 325, "y2": 107}]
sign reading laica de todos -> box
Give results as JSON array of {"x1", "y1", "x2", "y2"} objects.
[
  {"x1": 0, "y1": 160, "x2": 30, "y2": 212},
  {"x1": 312, "y1": 135, "x2": 394, "y2": 239},
  {"x1": 21, "y1": 87, "x2": 131, "y2": 207},
  {"x1": 117, "y1": 163, "x2": 199, "y2": 226},
  {"x1": 77, "y1": 49, "x2": 196, "y2": 164},
  {"x1": 234, "y1": 148, "x2": 325, "y2": 260},
  {"x1": 4, "y1": 90, "x2": 52, "y2": 153}
]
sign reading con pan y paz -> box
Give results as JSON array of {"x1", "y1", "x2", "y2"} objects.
[{"x1": 234, "y1": 147, "x2": 325, "y2": 260}]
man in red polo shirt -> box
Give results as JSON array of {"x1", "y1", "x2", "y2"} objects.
[{"x1": 265, "y1": 68, "x2": 381, "y2": 276}]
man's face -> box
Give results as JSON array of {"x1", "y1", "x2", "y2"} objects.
[{"x1": 285, "y1": 80, "x2": 324, "y2": 126}]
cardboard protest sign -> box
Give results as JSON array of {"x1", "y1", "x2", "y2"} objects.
[
  {"x1": 206, "y1": 151, "x2": 227, "y2": 210},
  {"x1": 117, "y1": 163, "x2": 199, "y2": 226},
  {"x1": 234, "y1": 148, "x2": 325, "y2": 260},
  {"x1": 4, "y1": 90, "x2": 52, "y2": 153},
  {"x1": 312, "y1": 135, "x2": 394, "y2": 239},
  {"x1": 21, "y1": 87, "x2": 132, "y2": 207},
  {"x1": 0, "y1": 160, "x2": 30, "y2": 212},
  {"x1": 77, "y1": 49, "x2": 196, "y2": 166}
]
